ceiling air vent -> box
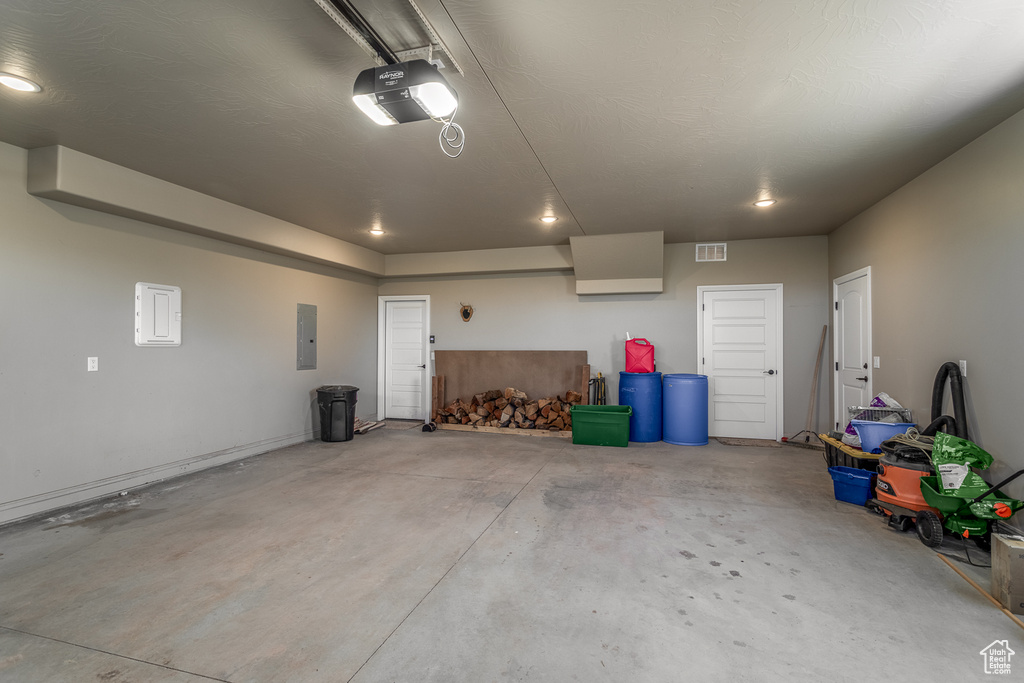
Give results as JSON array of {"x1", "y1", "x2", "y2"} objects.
[{"x1": 696, "y1": 242, "x2": 727, "y2": 262}]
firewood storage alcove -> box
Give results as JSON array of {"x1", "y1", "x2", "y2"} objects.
[{"x1": 432, "y1": 350, "x2": 590, "y2": 436}]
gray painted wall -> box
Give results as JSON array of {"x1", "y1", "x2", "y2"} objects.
[
  {"x1": 0, "y1": 142, "x2": 379, "y2": 524},
  {"x1": 5, "y1": 95, "x2": 1021, "y2": 526},
  {"x1": 380, "y1": 237, "x2": 831, "y2": 438},
  {"x1": 830, "y1": 107, "x2": 1024, "y2": 498}
]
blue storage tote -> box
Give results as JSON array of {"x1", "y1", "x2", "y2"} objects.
[{"x1": 828, "y1": 466, "x2": 876, "y2": 506}]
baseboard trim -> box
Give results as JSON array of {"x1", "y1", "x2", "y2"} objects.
[{"x1": 0, "y1": 430, "x2": 315, "y2": 527}]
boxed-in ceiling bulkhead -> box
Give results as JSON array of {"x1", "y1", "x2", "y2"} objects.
[{"x1": 570, "y1": 231, "x2": 664, "y2": 295}]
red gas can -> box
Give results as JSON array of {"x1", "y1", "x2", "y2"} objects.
[{"x1": 625, "y1": 338, "x2": 655, "y2": 373}]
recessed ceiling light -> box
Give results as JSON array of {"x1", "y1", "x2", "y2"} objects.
[
  {"x1": 0, "y1": 73, "x2": 42, "y2": 92},
  {"x1": 369, "y1": 228, "x2": 384, "y2": 235},
  {"x1": 754, "y1": 199, "x2": 776, "y2": 208},
  {"x1": 540, "y1": 216, "x2": 558, "y2": 223}
]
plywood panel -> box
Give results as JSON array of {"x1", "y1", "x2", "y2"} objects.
[{"x1": 434, "y1": 350, "x2": 587, "y2": 404}]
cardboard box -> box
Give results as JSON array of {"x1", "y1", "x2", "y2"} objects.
[{"x1": 991, "y1": 533, "x2": 1024, "y2": 615}]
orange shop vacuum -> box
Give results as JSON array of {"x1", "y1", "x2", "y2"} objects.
[
  {"x1": 867, "y1": 439, "x2": 940, "y2": 531},
  {"x1": 866, "y1": 361, "x2": 970, "y2": 531}
]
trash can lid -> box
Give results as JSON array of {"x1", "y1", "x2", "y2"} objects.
[{"x1": 317, "y1": 385, "x2": 359, "y2": 394}]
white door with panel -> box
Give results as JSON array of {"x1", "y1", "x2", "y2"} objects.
[
  {"x1": 833, "y1": 268, "x2": 871, "y2": 431},
  {"x1": 699, "y1": 286, "x2": 783, "y2": 440},
  {"x1": 382, "y1": 299, "x2": 428, "y2": 420}
]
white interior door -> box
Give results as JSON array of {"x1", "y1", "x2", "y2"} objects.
[
  {"x1": 698, "y1": 285, "x2": 783, "y2": 440},
  {"x1": 379, "y1": 297, "x2": 429, "y2": 420},
  {"x1": 833, "y1": 268, "x2": 872, "y2": 431}
]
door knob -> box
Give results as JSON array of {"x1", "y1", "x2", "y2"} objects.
[
  {"x1": 419, "y1": 364, "x2": 426, "y2": 368},
  {"x1": 856, "y1": 375, "x2": 869, "y2": 381},
  {"x1": 763, "y1": 369, "x2": 775, "y2": 375}
]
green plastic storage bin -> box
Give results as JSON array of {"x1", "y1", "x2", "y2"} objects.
[{"x1": 570, "y1": 405, "x2": 632, "y2": 447}]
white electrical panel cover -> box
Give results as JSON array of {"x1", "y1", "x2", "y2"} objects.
[{"x1": 135, "y1": 282, "x2": 182, "y2": 346}]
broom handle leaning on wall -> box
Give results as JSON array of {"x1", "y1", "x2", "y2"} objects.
[{"x1": 804, "y1": 325, "x2": 828, "y2": 439}]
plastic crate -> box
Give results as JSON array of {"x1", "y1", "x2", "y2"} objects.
[
  {"x1": 825, "y1": 446, "x2": 881, "y2": 471},
  {"x1": 819, "y1": 433, "x2": 881, "y2": 471},
  {"x1": 846, "y1": 406, "x2": 912, "y2": 423},
  {"x1": 570, "y1": 405, "x2": 632, "y2": 447},
  {"x1": 828, "y1": 466, "x2": 876, "y2": 506}
]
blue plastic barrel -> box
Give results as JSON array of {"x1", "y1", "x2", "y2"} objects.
[
  {"x1": 618, "y1": 372, "x2": 662, "y2": 442},
  {"x1": 662, "y1": 373, "x2": 708, "y2": 446}
]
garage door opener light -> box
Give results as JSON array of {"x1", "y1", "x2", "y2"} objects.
[{"x1": 353, "y1": 59, "x2": 465, "y2": 158}]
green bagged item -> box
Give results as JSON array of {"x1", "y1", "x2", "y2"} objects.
[{"x1": 930, "y1": 432, "x2": 993, "y2": 495}]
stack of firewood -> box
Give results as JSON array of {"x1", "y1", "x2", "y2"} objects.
[{"x1": 435, "y1": 387, "x2": 584, "y2": 431}]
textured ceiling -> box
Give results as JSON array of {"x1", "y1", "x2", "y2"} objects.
[{"x1": 2, "y1": 0, "x2": 1024, "y2": 255}]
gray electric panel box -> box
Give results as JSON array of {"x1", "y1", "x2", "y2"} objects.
[{"x1": 297, "y1": 304, "x2": 317, "y2": 370}]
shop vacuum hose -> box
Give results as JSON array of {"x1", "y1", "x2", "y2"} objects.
[{"x1": 920, "y1": 361, "x2": 968, "y2": 439}]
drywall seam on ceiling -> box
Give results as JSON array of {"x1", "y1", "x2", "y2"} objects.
[{"x1": 26, "y1": 145, "x2": 385, "y2": 277}]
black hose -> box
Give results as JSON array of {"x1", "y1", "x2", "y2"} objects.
[
  {"x1": 920, "y1": 414, "x2": 958, "y2": 437},
  {"x1": 929, "y1": 361, "x2": 969, "y2": 440}
]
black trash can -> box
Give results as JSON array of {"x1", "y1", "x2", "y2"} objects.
[{"x1": 316, "y1": 385, "x2": 359, "y2": 442}]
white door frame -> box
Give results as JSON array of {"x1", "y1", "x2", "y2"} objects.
[
  {"x1": 833, "y1": 267, "x2": 871, "y2": 430},
  {"x1": 696, "y1": 283, "x2": 785, "y2": 441},
  {"x1": 377, "y1": 295, "x2": 431, "y2": 422}
]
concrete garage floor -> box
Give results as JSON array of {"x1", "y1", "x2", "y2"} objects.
[{"x1": 1, "y1": 430, "x2": 1020, "y2": 682}]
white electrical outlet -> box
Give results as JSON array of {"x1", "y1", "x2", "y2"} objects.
[
  {"x1": 87, "y1": 357, "x2": 99, "y2": 372},
  {"x1": 959, "y1": 359, "x2": 967, "y2": 377}
]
